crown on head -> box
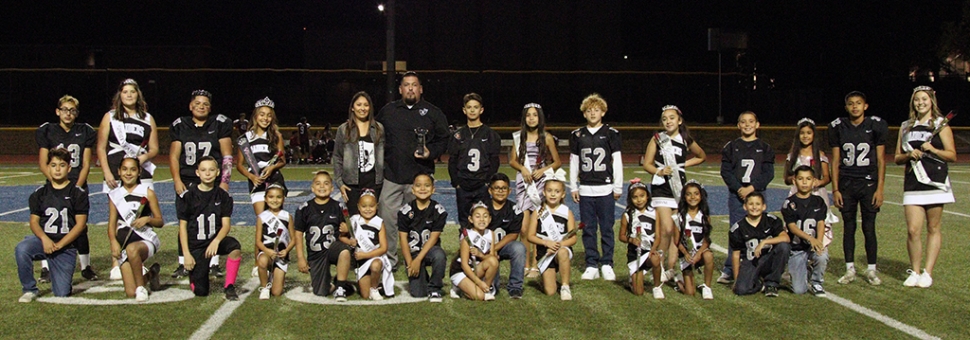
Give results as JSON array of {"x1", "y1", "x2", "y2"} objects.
[
  {"x1": 192, "y1": 89, "x2": 212, "y2": 99},
  {"x1": 266, "y1": 183, "x2": 285, "y2": 191},
  {"x1": 797, "y1": 117, "x2": 815, "y2": 126},
  {"x1": 629, "y1": 177, "x2": 648, "y2": 190},
  {"x1": 661, "y1": 105, "x2": 682, "y2": 115},
  {"x1": 360, "y1": 189, "x2": 376, "y2": 198},
  {"x1": 913, "y1": 85, "x2": 934, "y2": 93},
  {"x1": 685, "y1": 179, "x2": 704, "y2": 189},
  {"x1": 470, "y1": 201, "x2": 488, "y2": 213},
  {"x1": 523, "y1": 103, "x2": 542, "y2": 109},
  {"x1": 255, "y1": 96, "x2": 275, "y2": 109},
  {"x1": 122, "y1": 78, "x2": 138, "y2": 86}
]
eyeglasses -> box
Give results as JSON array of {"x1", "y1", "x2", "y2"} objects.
[
  {"x1": 57, "y1": 107, "x2": 79, "y2": 115},
  {"x1": 490, "y1": 186, "x2": 509, "y2": 192}
]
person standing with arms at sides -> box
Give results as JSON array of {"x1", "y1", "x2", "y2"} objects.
[
  {"x1": 334, "y1": 91, "x2": 385, "y2": 217},
  {"x1": 717, "y1": 111, "x2": 774, "y2": 284},
  {"x1": 97, "y1": 79, "x2": 159, "y2": 280},
  {"x1": 296, "y1": 116, "x2": 311, "y2": 164},
  {"x1": 570, "y1": 93, "x2": 623, "y2": 282},
  {"x1": 235, "y1": 97, "x2": 287, "y2": 216},
  {"x1": 449, "y1": 93, "x2": 501, "y2": 226},
  {"x1": 642, "y1": 105, "x2": 706, "y2": 282},
  {"x1": 509, "y1": 103, "x2": 561, "y2": 278},
  {"x1": 895, "y1": 86, "x2": 956, "y2": 288},
  {"x1": 376, "y1": 71, "x2": 450, "y2": 269},
  {"x1": 828, "y1": 91, "x2": 887, "y2": 286},
  {"x1": 36, "y1": 95, "x2": 97, "y2": 281},
  {"x1": 169, "y1": 89, "x2": 233, "y2": 279}
]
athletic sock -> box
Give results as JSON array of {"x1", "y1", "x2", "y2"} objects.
[
  {"x1": 224, "y1": 257, "x2": 241, "y2": 288},
  {"x1": 41, "y1": 260, "x2": 49, "y2": 270},
  {"x1": 846, "y1": 262, "x2": 855, "y2": 271},
  {"x1": 211, "y1": 255, "x2": 220, "y2": 267},
  {"x1": 867, "y1": 264, "x2": 876, "y2": 272},
  {"x1": 79, "y1": 254, "x2": 91, "y2": 269},
  {"x1": 178, "y1": 256, "x2": 184, "y2": 265}
]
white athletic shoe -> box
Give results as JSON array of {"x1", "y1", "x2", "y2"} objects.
[
  {"x1": 581, "y1": 267, "x2": 600, "y2": 280},
  {"x1": 251, "y1": 266, "x2": 259, "y2": 278},
  {"x1": 700, "y1": 284, "x2": 713, "y2": 300},
  {"x1": 601, "y1": 265, "x2": 616, "y2": 281},
  {"x1": 135, "y1": 286, "x2": 149, "y2": 302},
  {"x1": 450, "y1": 287, "x2": 460, "y2": 299},
  {"x1": 716, "y1": 272, "x2": 733, "y2": 284},
  {"x1": 18, "y1": 292, "x2": 37, "y2": 303},
  {"x1": 865, "y1": 269, "x2": 881, "y2": 286},
  {"x1": 903, "y1": 269, "x2": 920, "y2": 287},
  {"x1": 109, "y1": 266, "x2": 122, "y2": 281},
  {"x1": 484, "y1": 292, "x2": 495, "y2": 301},
  {"x1": 652, "y1": 286, "x2": 665, "y2": 299},
  {"x1": 917, "y1": 270, "x2": 933, "y2": 288},
  {"x1": 259, "y1": 287, "x2": 271, "y2": 300},
  {"x1": 370, "y1": 288, "x2": 384, "y2": 301},
  {"x1": 838, "y1": 268, "x2": 856, "y2": 284},
  {"x1": 560, "y1": 285, "x2": 572, "y2": 301}
]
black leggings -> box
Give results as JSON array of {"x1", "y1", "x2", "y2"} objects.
[{"x1": 840, "y1": 179, "x2": 879, "y2": 265}]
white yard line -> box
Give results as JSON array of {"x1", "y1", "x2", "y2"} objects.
[
  {"x1": 188, "y1": 278, "x2": 260, "y2": 340},
  {"x1": 0, "y1": 172, "x2": 40, "y2": 180}
]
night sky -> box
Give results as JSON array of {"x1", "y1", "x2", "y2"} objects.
[{"x1": 1, "y1": 1, "x2": 967, "y2": 126}]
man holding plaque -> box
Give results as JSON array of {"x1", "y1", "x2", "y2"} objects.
[{"x1": 376, "y1": 71, "x2": 450, "y2": 269}]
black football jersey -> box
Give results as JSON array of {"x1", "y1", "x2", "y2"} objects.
[
  {"x1": 448, "y1": 124, "x2": 501, "y2": 189},
  {"x1": 297, "y1": 122, "x2": 311, "y2": 139},
  {"x1": 398, "y1": 200, "x2": 447, "y2": 253},
  {"x1": 487, "y1": 201, "x2": 523, "y2": 242},
  {"x1": 29, "y1": 183, "x2": 89, "y2": 245},
  {"x1": 35, "y1": 122, "x2": 96, "y2": 181},
  {"x1": 721, "y1": 138, "x2": 775, "y2": 187},
  {"x1": 570, "y1": 125, "x2": 622, "y2": 185},
  {"x1": 625, "y1": 208, "x2": 657, "y2": 261},
  {"x1": 105, "y1": 112, "x2": 154, "y2": 180},
  {"x1": 729, "y1": 214, "x2": 786, "y2": 263},
  {"x1": 293, "y1": 199, "x2": 345, "y2": 261},
  {"x1": 781, "y1": 194, "x2": 828, "y2": 252},
  {"x1": 233, "y1": 118, "x2": 249, "y2": 134},
  {"x1": 170, "y1": 114, "x2": 232, "y2": 181},
  {"x1": 176, "y1": 186, "x2": 233, "y2": 249},
  {"x1": 827, "y1": 116, "x2": 888, "y2": 181}
]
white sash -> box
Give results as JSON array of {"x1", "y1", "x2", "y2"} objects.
[
  {"x1": 108, "y1": 184, "x2": 148, "y2": 228},
  {"x1": 259, "y1": 210, "x2": 290, "y2": 248},
  {"x1": 653, "y1": 133, "x2": 683, "y2": 200},
  {"x1": 108, "y1": 116, "x2": 156, "y2": 175},
  {"x1": 536, "y1": 208, "x2": 568, "y2": 273}
]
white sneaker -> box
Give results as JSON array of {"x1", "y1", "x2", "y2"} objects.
[
  {"x1": 600, "y1": 265, "x2": 616, "y2": 281},
  {"x1": 838, "y1": 268, "x2": 856, "y2": 284},
  {"x1": 259, "y1": 287, "x2": 271, "y2": 300},
  {"x1": 18, "y1": 292, "x2": 37, "y2": 303},
  {"x1": 450, "y1": 287, "x2": 460, "y2": 299},
  {"x1": 865, "y1": 269, "x2": 881, "y2": 286},
  {"x1": 370, "y1": 288, "x2": 384, "y2": 301},
  {"x1": 251, "y1": 266, "x2": 259, "y2": 278},
  {"x1": 135, "y1": 286, "x2": 149, "y2": 302},
  {"x1": 659, "y1": 265, "x2": 669, "y2": 283},
  {"x1": 673, "y1": 270, "x2": 684, "y2": 284},
  {"x1": 917, "y1": 270, "x2": 933, "y2": 288},
  {"x1": 560, "y1": 285, "x2": 572, "y2": 301},
  {"x1": 109, "y1": 266, "x2": 122, "y2": 281},
  {"x1": 903, "y1": 269, "x2": 920, "y2": 287},
  {"x1": 652, "y1": 286, "x2": 665, "y2": 299},
  {"x1": 484, "y1": 292, "x2": 495, "y2": 301},
  {"x1": 581, "y1": 267, "x2": 600, "y2": 280},
  {"x1": 716, "y1": 272, "x2": 733, "y2": 284},
  {"x1": 700, "y1": 284, "x2": 713, "y2": 300}
]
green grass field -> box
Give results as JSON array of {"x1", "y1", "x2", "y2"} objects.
[{"x1": 1, "y1": 163, "x2": 968, "y2": 339}]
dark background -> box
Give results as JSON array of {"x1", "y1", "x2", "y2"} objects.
[{"x1": 1, "y1": 1, "x2": 967, "y2": 128}]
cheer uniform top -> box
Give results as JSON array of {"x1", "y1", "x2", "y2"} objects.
[
  {"x1": 651, "y1": 132, "x2": 688, "y2": 207},
  {"x1": 241, "y1": 130, "x2": 286, "y2": 194},
  {"x1": 624, "y1": 207, "x2": 657, "y2": 273},
  {"x1": 900, "y1": 118, "x2": 954, "y2": 205},
  {"x1": 450, "y1": 229, "x2": 494, "y2": 286},
  {"x1": 104, "y1": 111, "x2": 154, "y2": 182}
]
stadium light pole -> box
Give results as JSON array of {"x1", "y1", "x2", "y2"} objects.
[{"x1": 381, "y1": 1, "x2": 396, "y2": 104}]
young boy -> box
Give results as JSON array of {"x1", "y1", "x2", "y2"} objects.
[
  {"x1": 730, "y1": 192, "x2": 790, "y2": 297},
  {"x1": 781, "y1": 166, "x2": 830, "y2": 296},
  {"x1": 294, "y1": 171, "x2": 355, "y2": 301},
  {"x1": 35, "y1": 95, "x2": 97, "y2": 281},
  {"x1": 398, "y1": 173, "x2": 448, "y2": 302},
  {"x1": 170, "y1": 90, "x2": 233, "y2": 278},
  {"x1": 828, "y1": 91, "x2": 887, "y2": 285},
  {"x1": 485, "y1": 173, "x2": 526, "y2": 299},
  {"x1": 718, "y1": 111, "x2": 775, "y2": 284},
  {"x1": 448, "y1": 93, "x2": 501, "y2": 226},
  {"x1": 569, "y1": 93, "x2": 623, "y2": 281},
  {"x1": 177, "y1": 156, "x2": 242, "y2": 300},
  {"x1": 16, "y1": 148, "x2": 89, "y2": 302}
]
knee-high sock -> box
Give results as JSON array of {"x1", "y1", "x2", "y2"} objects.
[{"x1": 224, "y1": 257, "x2": 240, "y2": 288}]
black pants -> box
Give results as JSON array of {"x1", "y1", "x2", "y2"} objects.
[
  {"x1": 189, "y1": 236, "x2": 241, "y2": 297},
  {"x1": 407, "y1": 247, "x2": 446, "y2": 297},
  {"x1": 175, "y1": 180, "x2": 200, "y2": 258},
  {"x1": 734, "y1": 242, "x2": 790, "y2": 295},
  {"x1": 839, "y1": 178, "x2": 879, "y2": 265},
  {"x1": 455, "y1": 184, "x2": 489, "y2": 228},
  {"x1": 308, "y1": 241, "x2": 354, "y2": 296}
]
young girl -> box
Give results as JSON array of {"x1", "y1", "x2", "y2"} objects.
[
  {"x1": 342, "y1": 191, "x2": 394, "y2": 300},
  {"x1": 784, "y1": 118, "x2": 835, "y2": 246},
  {"x1": 618, "y1": 179, "x2": 664, "y2": 298},
  {"x1": 674, "y1": 180, "x2": 715, "y2": 300},
  {"x1": 450, "y1": 203, "x2": 500, "y2": 301},
  {"x1": 107, "y1": 157, "x2": 163, "y2": 302},
  {"x1": 255, "y1": 185, "x2": 295, "y2": 300},
  {"x1": 642, "y1": 105, "x2": 706, "y2": 282},
  {"x1": 509, "y1": 103, "x2": 561, "y2": 278},
  {"x1": 526, "y1": 169, "x2": 577, "y2": 300}
]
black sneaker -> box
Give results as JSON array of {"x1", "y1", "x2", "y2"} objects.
[
  {"x1": 764, "y1": 286, "x2": 779, "y2": 297},
  {"x1": 429, "y1": 291, "x2": 443, "y2": 303},
  {"x1": 38, "y1": 268, "x2": 50, "y2": 283},
  {"x1": 172, "y1": 264, "x2": 188, "y2": 278},
  {"x1": 334, "y1": 287, "x2": 348, "y2": 302},
  {"x1": 147, "y1": 263, "x2": 161, "y2": 291},
  {"x1": 509, "y1": 289, "x2": 523, "y2": 299},
  {"x1": 81, "y1": 266, "x2": 99, "y2": 281},
  {"x1": 224, "y1": 284, "x2": 239, "y2": 301},
  {"x1": 210, "y1": 265, "x2": 225, "y2": 278}
]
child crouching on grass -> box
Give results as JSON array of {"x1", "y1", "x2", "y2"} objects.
[
  {"x1": 398, "y1": 173, "x2": 448, "y2": 302},
  {"x1": 255, "y1": 185, "x2": 296, "y2": 300},
  {"x1": 618, "y1": 179, "x2": 664, "y2": 299},
  {"x1": 674, "y1": 180, "x2": 715, "y2": 300},
  {"x1": 730, "y1": 192, "x2": 790, "y2": 297},
  {"x1": 108, "y1": 157, "x2": 163, "y2": 302},
  {"x1": 782, "y1": 166, "x2": 830, "y2": 297},
  {"x1": 527, "y1": 169, "x2": 578, "y2": 300},
  {"x1": 341, "y1": 190, "x2": 394, "y2": 300},
  {"x1": 450, "y1": 203, "x2": 499, "y2": 301},
  {"x1": 295, "y1": 171, "x2": 355, "y2": 301}
]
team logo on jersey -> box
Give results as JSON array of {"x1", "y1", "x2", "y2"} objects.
[
  {"x1": 454, "y1": 132, "x2": 461, "y2": 140},
  {"x1": 419, "y1": 108, "x2": 428, "y2": 116}
]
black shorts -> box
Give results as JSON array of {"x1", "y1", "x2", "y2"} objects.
[
  {"x1": 308, "y1": 241, "x2": 354, "y2": 296},
  {"x1": 188, "y1": 236, "x2": 241, "y2": 296},
  {"x1": 839, "y1": 177, "x2": 879, "y2": 214}
]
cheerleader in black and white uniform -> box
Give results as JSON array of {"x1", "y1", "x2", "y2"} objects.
[
  {"x1": 107, "y1": 157, "x2": 163, "y2": 302},
  {"x1": 449, "y1": 203, "x2": 499, "y2": 301}
]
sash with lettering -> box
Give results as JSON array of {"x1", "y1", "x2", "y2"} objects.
[
  {"x1": 536, "y1": 206, "x2": 573, "y2": 274},
  {"x1": 652, "y1": 132, "x2": 683, "y2": 201},
  {"x1": 109, "y1": 184, "x2": 152, "y2": 263},
  {"x1": 259, "y1": 210, "x2": 291, "y2": 272},
  {"x1": 351, "y1": 215, "x2": 395, "y2": 297},
  {"x1": 901, "y1": 116, "x2": 952, "y2": 192},
  {"x1": 109, "y1": 116, "x2": 156, "y2": 175}
]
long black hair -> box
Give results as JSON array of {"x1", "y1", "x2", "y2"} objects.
[
  {"x1": 624, "y1": 182, "x2": 651, "y2": 233},
  {"x1": 677, "y1": 181, "x2": 712, "y2": 241},
  {"x1": 517, "y1": 103, "x2": 550, "y2": 169},
  {"x1": 785, "y1": 118, "x2": 822, "y2": 180}
]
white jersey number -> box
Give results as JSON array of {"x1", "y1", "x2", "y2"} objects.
[
  {"x1": 408, "y1": 229, "x2": 432, "y2": 252},
  {"x1": 43, "y1": 207, "x2": 69, "y2": 234},
  {"x1": 183, "y1": 141, "x2": 213, "y2": 166},
  {"x1": 308, "y1": 225, "x2": 335, "y2": 252},
  {"x1": 793, "y1": 219, "x2": 817, "y2": 245},
  {"x1": 467, "y1": 149, "x2": 481, "y2": 172},
  {"x1": 740, "y1": 159, "x2": 755, "y2": 183},
  {"x1": 195, "y1": 213, "x2": 217, "y2": 240},
  {"x1": 841, "y1": 143, "x2": 871, "y2": 167},
  {"x1": 581, "y1": 147, "x2": 607, "y2": 172}
]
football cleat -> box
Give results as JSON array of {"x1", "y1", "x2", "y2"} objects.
[
  {"x1": 810, "y1": 283, "x2": 826, "y2": 297},
  {"x1": 334, "y1": 287, "x2": 348, "y2": 302},
  {"x1": 224, "y1": 284, "x2": 239, "y2": 301},
  {"x1": 764, "y1": 286, "x2": 779, "y2": 297},
  {"x1": 38, "y1": 268, "x2": 50, "y2": 283},
  {"x1": 81, "y1": 266, "x2": 99, "y2": 281},
  {"x1": 210, "y1": 265, "x2": 225, "y2": 278},
  {"x1": 716, "y1": 272, "x2": 733, "y2": 284},
  {"x1": 172, "y1": 264, "x2": 189, "y2": 278},
  {"x1": 429, "y1": 291, "x2": 443, "y2": 303},
  {"x1": 18, "y1": 292, "x2": 37, "y2": 303},
  {"x1": 865, "y1": 269, "x2": 881, "y2": 286},
  {"x1": 838, "y1": 268, "x2": 856, "y2": 284}
]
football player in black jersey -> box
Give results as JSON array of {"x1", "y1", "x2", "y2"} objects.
[
  {"x1": 485, "y1": 173, "x2": 526, "y2": 299},
  {"x1": 718, "y1": 111, "x2": 774, "y2": 284},
  {"x1": 398, "y1": 173, "x2": 448, "y2": 302},
  {"x1": 449, "y1": 93, "x2": 501, "y2": 226},
  {"x1": 294, "y1": 171, "x2": 355, "y2": 300},
  {"x1": 782, "y1": 166, "x2": 829, "y2": 296},
  {"x1": 35, "y1": 95, "x2": 97, "y2": 281},
  {"x1": 16, "y1": 148, "x2": 89, "y2": 302},
  {"x1": 177, "y1": 157, "x2": 242, "y2": 300},
  {"x1": 569, "y1": 93, "x2": 623, "y2": 282},
  {"x1": 729, "y1": 192, "x2": 790, "y2": 297},
  {"x1": 170, "y1": 90, "x2": 234, "y2": 278},
  {"x1": 828, "y1": 91, "x2": 887, "y2": 286}
]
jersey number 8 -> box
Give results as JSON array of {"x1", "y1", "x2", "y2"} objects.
[{"x1": 184, "y1": 141, "x2": 213, "y2": 166}]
